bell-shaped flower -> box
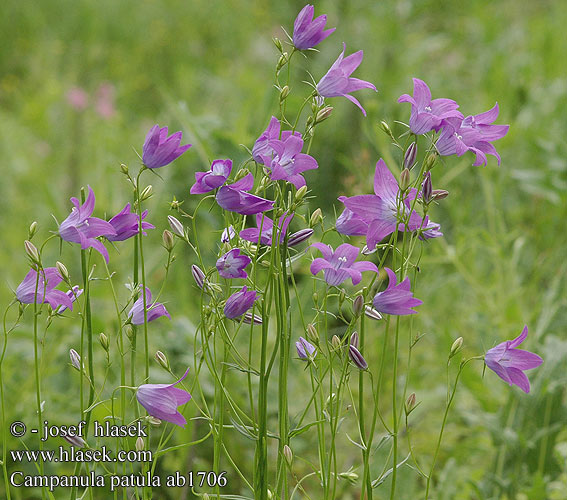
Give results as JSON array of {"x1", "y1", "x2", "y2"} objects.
[
  {"x1": 142, "y1": 124, "x2": 191, "y2": 169},
  {"x1": 293, "y1": 4, "x2": 335, "y2": 50},
  {"x1": 240, "y1": 212, "x2": 294, "y2": 246},
  {"x1": 372, "y1": 268, "x2": 422, "y2": 315},
  {"x1": 317, "y1": 43, "x2": 377, "y2": 116},
  {"x1": 224, "y1": 286, "x2": 259, "y2": 319},
  {"x1": 106, "y1": 203, "x2": 154, "y2": 242},
  {"x1": 16, "y1": 267, "x2": 74, "y2": 311},
  {"x1": 190, "y1": 159, "x2": 232, "y2": 194},
  {"x1": 216, "y1": 248, "x2": 251, "y2": 279},
  {"x1": 136, "y1": 367, "x2": 192, "y2": 427},
  {"x1": 252, "y1": 116, "x2": 300, "y2": 163},
  {"x1": 216, "y1": 174, "x2": 275, "y2": 215},
  {"x1": 128, "y1": 286, "x2": 171, "y2": 325},
  {"x1": 296, "y1": 336, "x2": 317, "y2": 360},
  {"x1": 484, "y1": 326, "x2": 543, "y2": 394},
  {"x1": 309, "y1": 242, "x2": 378, "y2": 287}
]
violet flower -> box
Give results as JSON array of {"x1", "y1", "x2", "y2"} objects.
[
  {"x1": 58, "y1": 186, "x2": 116, "y2": 262},
  {"x1": 142, "y1": 124, "x2": 191, "y2": 169},
  {"x1": 293, "y1": 4, "x2": 335, "y2": 50},
  {"x1": 418, "y1": 220, "x2": 443, "y2": 240},
  {"x1": 349, "y1": 344, "x2": 368, "y2": 370},
  {"x1": 309, "y1": 242, "x2": 378, "y2": 287},
  {"x1": 335, "y1": 207, "x2": 369, "y2": 236},
  {"x1": 316, "y1": 43, "x2": 377, "y2": 116},
  {"x1": 216, "y1": 174, "x2": 275, "y2": 215},
  {"x1": 398, "y1": 78, "x2": 463, "y2": 135},
  {"x1": 296, "y1": 336, "x2": 317, "y2": 360},
  {"x1": 240, "y1": 212, "x2": 294, "y2": 246},
  {"x1": 337, "y1": 159, "x2": 426, "y2": 250},
  {"x1": 16, "y1": 267, "x2": 74, "y2": 311},
  {"x1": 221, "y1": 226, "x2": 236, "y2": 243},
  {"x1": 252, "y1": 116, "x2": 300, "y2": 163},
  {"x1": 55, "y1": 286, "x2": 84, "y2": 314},
  {"x1": 107, "y1": 203, "x2": 155, "y2": 241},
  {"x1": 224, "y1": 286, "x2": 259, "y2": 319},
  {"x1": 128, "y1": 286, "x2": 171, "y2": 325},
  {"x1": 216, "y1": 248, "x2": 251, "y2": 279},
  {"x1": 136, "y1": 367, "x2": 192, "y2": 427},
  {"x1": 485, "y1": 326, "x2": 543, "y2": 394},
  {"x1": 190, "y1": 159, "x2": 232, "y2": 194},
  {"x1": 372, "y1": 268, "x2": 422, "y2": 315}
]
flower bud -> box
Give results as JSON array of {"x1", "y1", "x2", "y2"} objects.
[
  {"x1": 272, "y1": 37, "x2": 283, "y2": 53},
  {"x1": 283, "y1": 444, "x2": 293, "y2": 466},
  {"x1": 310, "y1": 208, "x2": 323, "y2": 227},
  {"x1": 339, "y1": 469, "x2": 358, "y2": 484},
  {"x1": 221, "y1": 226, "x2": 235, "y2": 243},
  {"x1": 295, "y1": 185, "x2": 308, "y2": 202},
  {"x1": 361, "y1": 244, "x2": 376, "y2": 255},
  {"x1": 279, "y1": 85, "x2": 290, "y2": 103},
  {"x1": 348, "y1": 344, "x2": 368, "y2": 370},
  {"x1": 28, "y1": 221, "x2": 38, "y2": 240},
  {"x1": 405, "y1": 393, "x2": 417, "y2": 415},
  {"x1": 234, "y1": 168, "x2": 250, "y2": 182},
  {"x1": 306, "y1": 323, "x2": 318, "y2": 343},
  {"x1": 99, "y1": 333, "x2": 109, "y2": 351},
  {"x1": 399, "y1": 168, "x2": 411, "y2": 191},
  {"x1": 350, "y1": 331, "x2": 359, "y2": 349},
  {"x1": 64, "y1": 434, "x2": 86, "y2": 448},
  {"x1": 380, "y1": 120, "x2": 394, "y2": 139},
  {"x1": 450, "y1": 337, "x2": 463, "y2": 358},
  {"x1": 191, "y1": 264, "x2": 205, "y2": 289},
  {"x1": 331, "y1": 335, "x2": 341, "y2": 350},
  {"x1": 126, "y1": 325, "x2": 134, "y2": 341},
  {"x1": 162, "y1": 230, "x2": 175, "y2": 252},
  {"x1": 422, "y1": 171, "x2": 433, "y2": 204},
  {"x1": 120, "y1": 163, "x2": 129, "y2": 175},
  {"x1": 403, "y1": 142, "x2": 417, "y2": 170},
  {"x1": 315, "y1": 106, "x2": 333, "y2": 123},
  {"x1": 56, "y1": 261, "x2": 70, "y2": 283},
  {"x1": 424, "y1": 152, "x2": 437, "y2": 171},
  {"x1": 242, "y1": 312, "x2": 263, "y2": 325},
  {"x1": 139, "y1": 185, "x2": 153, "y2": 202},
  {"x1": 69, "y1": 349, "x2": 82, "y2": 371},
  {"x1": 312, "y1": 292, "x2": 318, "y2": 305},
  {"x1": 432, "y1": 189, "x2": 449, "y2": 201},
  {"x1": 364, "y1": 305, "x2": 383, "y2": 321},
  {"x1": 24, "y1": 240, "x2": 40, "y2": 265},
  {"x1": 203, "y1": 494, "x2": 210, "y2": 500},
  {"x1": 288, "y1": 228, "x2": 314, "y2": 247},
  {"x1": 154, "y1": 350, "x2": 169, "y2": 369},
  {"x1": 147, "y1": 416, "x2": 161, "y2": 426},
  {"x1": 352, "y1": 296, "x2": 364, "y2": 316},
  {"x1": 277, "y1": 52, "x2": 288, "y2": 71},
  {"x1": 135, "y1": 436, "x2": 145, "y2": 451},
  {"x1": 167, "y1": 215, "x2": 185, "y2": 238}
]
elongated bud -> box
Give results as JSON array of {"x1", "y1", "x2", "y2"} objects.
[
  {"x1": 422, "y1": 171, "x2": 433, "y2": 203},
  {"x1": 140, "y1": 185, "x2": 153, "y2": 201},
  {"x1": 352, "y1": 296, "x2": 364, "y2": 316},
  {"x1": 350, "y1": 331, "x2": 359, "y2": 349},
  {"x1": 126, "y1": 325, "x2": 134, "y2": 341},
  {"x1": 221, "y1": 226, "x2": 235, "y2": 243},
  {"x1": 191, "y1": 264, "x2": 206, "y2": 289},
  {"x1": 399, "y1": 168, "x2": 411, "y2": 191},
  {"x1": 424, "y1": 152, "x2": 437, "y2": 170},
  {"x1": 28, "y1": 221, "x2": 38, "y2": 240},
  {"x1": 295, "y1": 185, "x2": 308, "y2": 202},
  {"x1": 339, "y1": 469, "x2": 358, "y2": 484},
  {"x1": 362, "y1": 244, "x2": 376, "y2": 256},
  {"x1": 450, "y1": 337, "x2": 463, "y2": 358},
  {"x1": 364, "y1": 305, "x2": 383, "y2": 321},
  {"x1": 135, "y1": 436, "x2": 145, "y2": 451},
  {"x1": 290, "y1": 228, "x2": 314, "y2": 246},
  {"x1": 167, "y1": 215, "x2": 185, "y2": 238},
  {"x1": 120, "y1": 163, "x2": 129, "y2": 175},
  {"x1": 162, "y1": 230, "x2": 174, "y2": 252},
  {"x1": 243, "y1": 312, "x2": 263, "y2": 325},
  {"x1": 277, "y1": 52, "x2": 288, "y2": 71},
  {"x1": 279, "y1": 85, "x2": 290, "y2": 103},
  {"x1": 432, "y1": 189, "x2": 449, "y2": 201},
  {"x1": 24, "y1": 240, "x2": 40, "y2": 265},
  {"x1": 315, "y1": 106, "x2": 333, "y2": 123},
  {"x1": 154, "y1": 350, "x2": 169, "y2": 369},
  {"x1": 306, "y1": 323, "x2": 318, "y2": 343},
  {"x1": 64, "y1": 434, "x2": 86, "y2": 448},
  {"x1": 349, "y1": 344, "x2": 368, "y2": 370},
  {"x1": 99, "y1": 333, "x2": 109, "y2": 351},
  {"x1": 56, "y1": 261, "x2": 70, "y2": 283},
  {"x1": 273, "y1": 37, "x2": 283, "y2": 53},
  {"x1": 310, "y1": 208, "x2": 323, "y2": 227},
  {"x1": 331, "y1": 335, "x2": 341, "y2": 350},
  {"x1": 147, "y1": 416, "x2": 161, "y2": 426},
  {"x1": 234, "y1": 168, "x2": 250, "y2": 182},
  {"x1": 403, "y1": 142, "x2": 417, "y2": 170},
  {"x1": 283, "y1": 444, "x2": 293, "y2": 466},
  {"x1": 380, "y1": 120, "x2": 394, "y2": 139},
  {"x1": 312, "y1": 292, "x2": 318, "y2": 305},
  {"x1": 405, "y1": 393, "x2": 417, "y2": 415},
  {"x1": 69, "y1": 349, "x2": 82, "y2": 371}
]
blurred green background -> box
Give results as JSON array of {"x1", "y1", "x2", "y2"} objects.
[{"x1": 1, "y1": 0, "x2": 566, "y2": 498}]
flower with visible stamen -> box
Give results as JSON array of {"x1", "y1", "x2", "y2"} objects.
[
  {"x1": 216, "y1": 248, "x2": 251, "y2": 279},
  {"x1": 190, "y1": 159, "x2": 232, "y2": 194}
]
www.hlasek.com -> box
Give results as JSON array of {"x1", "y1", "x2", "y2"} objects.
[{"x1": 10, "y1": 446, "x2": 152, "y2": 464}]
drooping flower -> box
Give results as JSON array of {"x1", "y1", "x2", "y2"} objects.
[
  {"x1": 398, "y1": 78, "x2": 463, "y2": 135},
  {"x1": 136, "y1": 367, "x2": 192, "y2": 427},
  {"x1": 58, "y1": 186, "x2": 116, "y2": 262},
  {"x1": 337, "y1": 159, "x2": 426, "y2": 250},
  {"x1": 484, "y1": 326, "x2": 543, "y2": 394},
  {"x1": 216, "y1": 248, "x2": 251, "y2": 279},
  {"x1": 309, "y1": 242, "x2": 378, "y2": 286},
  {"x1": 16, "y1": 268, "x2": 74, "y2": 311},
  {"x1": 190, "y1": 159, "x2": 233, "y2": 194},
  {"x1": 128, "y1": 286, "x2": 171, "y2": 325},
  {"x1": 216, "y1": 174, "x2": 275, "y2": 215},
  {"x1": 372, "y1": 268, "x2": 422, "y2": 315},
  {"x1": 293, "y1": 4, "x2": 336, "y2": 51},
  {"x1": 106, "y1": 203, "x2": 155, "y2": 242},
  {"x1": 316, "y1": 43, "x2": 377, "y2": 116},
  {"x1": 240, "y1": 212, "x2": 294, "y2": 246},
  {"x1": 252, "y1": 116, "x2": 300, "y2": 163},
  {"x1": 224, "y1": 286, "x2": 259, "y2": 319},
  {"x1": 142, "y1": 124, "x2": 191, "y2": 169},
  {"x1": 296, "y1": 336, "x2": 317, "y2": 360},
  {"x1": 55, "y1": 286, "x2": 84, "y2": 314}
]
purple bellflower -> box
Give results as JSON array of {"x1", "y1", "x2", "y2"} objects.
[
  {"x1": 190, "y1": 159, "x2": 232, "y2": 194},
  {"x1": 372, "y1": 268, "x2": 422, "y2": 315},
  {"x1": 485, "y1": 326, "x2": 543, "y2": 393},
  {"x1": 136, "y1": 367, "x2": 192, "y2": 427},
  {"x1": 16, "y1": 267, "x2": 74, "y2": 311},
  {"x1": 317, "y1": 43, "x2": 377, "y2": 116},
  {"x1": 309, "y1": 242, "x2": 378, "y2": 287},
  {"x1": 293, "y1": 4, "x2": 335, "y2": 50},
  {"x1": 221, "y1": 225, "x2": 236, "y2": 243},
  {"x1": 216, "y1": 174, "x2": 275, "y2": 215},
  {"x1": 55, "y1": 286, "x2": 83, "y2": 314},
  {"x1": 252, "y1": 116, "x2": 300, "y2": 163},
  {"x1": 418, "y1": 220, "x2": 443, "y2": 240},
  {"x1": 337, "y1": 159, "x2": 426, "y2": 250},
  {"x1": 216, "y1": 248, "x2": 251, "y2": 279},
  {"x1": 349, "y1": 344, "x2": 368, "y2": 370},
  {"x1": 59, "y1": 186, "x2": 116, "y2": 263},
  {"x1": 128, "y1": 286, "x2": 171, "y2": 325},
  {"x1": 142, "y1": 124, "x2": 191, "y2": 169},
  {"x1": 240, "y1": 212, "x2": 294, "y2": 246},
  {"x1": 107, "y1": 203, "x2": 155, "y2": 241},
  {"x1": 296, "y1": 336, "x2": 317, "y2": 360},
  {"x1": 224, "y1": 286, "x2": 259, "y2": 319},
  {"x1": 398, "y1": 78, "x2": 463, "y2": 135}
]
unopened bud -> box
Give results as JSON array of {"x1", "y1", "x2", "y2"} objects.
[
  {"x1": 339, "y1": 469, "x2": 358, "y2": 484},
  {"x1": 155, "y1": 350, "x2": 169, "y2": 369},
  {"x1": 432, "y1": 189, "x2": 449, "y2": 201},
  {"x1": 362, "y1": 244, "x2": 376, "y2": 255},
  {"x1": 234, "y1": 168, "x2": 249, "y2": 182},
  {"x1": 349, "y1": 344, "x2": 368, "y2": 370},
  {"x1": 126, "y1": 326, "x2": 134, "y2": 341},
  {"x1": 350, "y1": 331, "x2": 359, "y2": 348},
  {"x1": 315, "y1": 106, "x2": 333, "y2": 123},
  {"x1": 403, "y1": 142, "x2": 417, "y2": 170},
  {"x1": 295, "y1": 185, "x2": 308, "y2": 202},
  {"x1": 309, "y1": 208, "x2": 323, "y2": 227},
  {"x1": 272, "y1": 37, "x2": 283, "y2": 53},
  {"x1": 162, "y1": 230, "x2": 175, "y2": 252},
  {"x1": 405, "y1": 393, "x2": 417, "y2": 415},
  {"x1": 243, "y1": 312, "x2": 263, "y2": 325},
  {"x1": 191, "y1": 264, "x2": 206, "y2": 289},
  {"x1": 312, "y1": 292, "x2": 318, "y2": 305},
  {"x1": 135, "y1": 437, "x2": 145, "y2": 451},
  {"x1": 147, "y1": 416, "x2": 161, "y2": 426},
  {"x1": 267, "y1": 490, "x2": 273, "y2": 500},
  {"x1": 331, "y1": 335, "x2": 341, "y2": 350},
  {"x1": 167, "y1": 215, "x2": 185, "y2": 238},
  {"x1": 279, "y1": 85, "x2": 290, "y2": 102},
  {"x1": 221, "y1": 226, "x2": 235, "y2": 243},
  {"x1": 422, "y1": 171, "x2": 432, "y2": 203},
  {"x1": 277, "y1": 52, "x2": 288, "y2": 71},
  {"x1": 24, "y1": 240, "x2": 40, "y2": 264},
  {"x1": 424, "y1": 153, "x2": 437, "y2": 170},
  {"x1": 399, "y1": 168, "x2": 411, "y2": 191},
  {"x1": 306, "y1": 323, "x2": 318, "y2": 343},
  {"x1": 99, "y1": 333, "x2": 109, "y2": 351},
  {"x1": 364, "y1": 305, "x2": 383, "y2": 321},
  {"x1": 283, "y1": 444, "x2": 293, "y2": 466},
  {"x1": 203, "y1": 494, "x2": 210, "y2": 500},
  {"x1": 69, "y1": 349, "x2": 82, "y2": 371},
  {"x1": 450, "y1": 337, "x2": 463, "y2": 358},
  {"x1": 352, "y1": 296, "x2": 364, "y2": 316},
  {"x1": 380, "y1": 120, "x2": 394, "y2": 139},
  {"x1": 56, "y1": 261, "x2": 70, "y2": 283},
  {"x1": 28, "y1": 221, "x2": 38, "y2": 240},
  {"x1": 139, "y1": 185, "x2": 153, "y2": 202},
  {"x1": 64, "y1": 434, "x2": 86, "y2": 448},
  {"x1": 120, "y1": 163, "x2": 129, "y2": 175}
]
